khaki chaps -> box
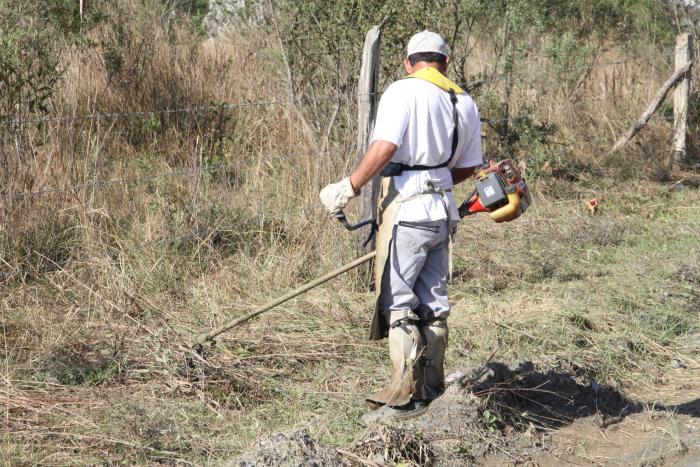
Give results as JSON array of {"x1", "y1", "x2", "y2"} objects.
[{"x1": 366, "y1": 177, "x2": 453, "y2": 408}]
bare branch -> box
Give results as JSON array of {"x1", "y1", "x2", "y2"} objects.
[{"x1": 611, "y1": 61, "x2": 692, "y2": 153}]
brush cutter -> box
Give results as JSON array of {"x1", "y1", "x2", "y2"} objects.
[
  {"x1": 335, "y1": 159, "x2": 532, "y2": 229},
  {"x1": 191, "y1": 159, "x2": 529, "y2": 349},
  {"x1": 457, "y1": 159, "x2": 531, "y2": 222}
]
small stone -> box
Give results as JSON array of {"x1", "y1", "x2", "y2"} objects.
[
  {"x1": 671, "y1": 359, "x2": 685, "y2": 369},
  {"x1": 672, "y1": 182, "x2": 687, "y2": 192},
  {"x1": 445, "y1": 371, "x2": 467, "y2": 385}
]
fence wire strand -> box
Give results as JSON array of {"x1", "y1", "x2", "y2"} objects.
[
  {"x1": 3, "y1": 169, "x2": 197, "y2": 199},
  {"x1": 0, "y1": 96, "x2": 345, "y2": 128},
  {"x1": 0, "y1": 58, "x2": 640, "y2": 129}
]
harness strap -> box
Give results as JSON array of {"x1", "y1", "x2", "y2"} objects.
[
  {"x1": 390, "y1": 316, "x2": 419, "y2": 329},
  {"x1": 380, "y1": 89, "x2": 459, "y2": 177}
]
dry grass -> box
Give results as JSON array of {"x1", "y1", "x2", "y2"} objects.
[
  {"x1": 1, "y1": 2, "x2": 700, "y2": 464},
  {"x1": 2, "y1": 180, "x2": 698, "y2": 464}
]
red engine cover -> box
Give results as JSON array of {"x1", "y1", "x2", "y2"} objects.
[{"x1": 461, "y1": 159, "x2": 530, "y2": 216}]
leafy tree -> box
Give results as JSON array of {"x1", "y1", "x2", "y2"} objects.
[
  {"x1": 0, "y1": 0, "x2": 106, "y2": 120},
  {"x1": 0, "y1": 1, "x2": 62, "y2": 119},
  {"x1": 259, "y1": 0, "x2": 683, "y2": 165}
]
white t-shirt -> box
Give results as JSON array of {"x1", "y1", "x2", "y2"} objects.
[{"x1": 370, "y1": 77, "x2": 483, "y2": 222}]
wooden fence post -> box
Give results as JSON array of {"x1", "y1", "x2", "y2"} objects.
[
  {"x1": 674, "y1": 33, "x2": 693, "y2": 163},
  {"x1": 357, "y1": 26, "x2": 381, "y2": 264}
]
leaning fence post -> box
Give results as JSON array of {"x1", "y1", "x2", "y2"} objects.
[
  {"x1": 356, "y1": 25, "x2": 381, "y2": 280},
  {"x1": 674, "y1": 33, "x2": 693, "y2": 164}
]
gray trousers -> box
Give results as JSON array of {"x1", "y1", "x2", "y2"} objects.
[{"x1": 378, "y1": 220, "x2": 456, "y2": 323}]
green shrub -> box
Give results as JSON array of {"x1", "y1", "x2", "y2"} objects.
[{"x1": 0, "y1": 1, "x2": 62, "y2": 118}]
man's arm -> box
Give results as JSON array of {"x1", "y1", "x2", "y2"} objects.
[
  {"x1": 349, "y1": 140, "x2": 398, "y2": 192},
  {"x1": 451, "y1": 166, "x2": 478, "y2": 185},
  {"x1": 318, "y1": 140, "x2": 397, "y2": 214}
]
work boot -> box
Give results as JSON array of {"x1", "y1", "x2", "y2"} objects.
[
  {"x1": 414, "y1": 318, "x2": 448, "y2": 402},
  {"x1": 366, "y1": 310, "x2": 424, "y2": 409}
]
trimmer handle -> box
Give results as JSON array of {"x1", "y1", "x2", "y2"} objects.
[
  {"x1": 335, "y1": 211, "x2": 375, "y2": 231},
  {"x1": 334, "y1": 211, "x2": 377, "y2": 248}
]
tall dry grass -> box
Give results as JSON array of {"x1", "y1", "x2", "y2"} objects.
[{"x1": 1, "y1": 12, "x2": 680, "y2": 273}]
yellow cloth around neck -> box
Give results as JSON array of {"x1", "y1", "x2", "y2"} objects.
[{"x1": 405, "y1": 67, "x2": 464, "y2": 93}]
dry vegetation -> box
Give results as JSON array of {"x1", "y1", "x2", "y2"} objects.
[{"x1": 1, "y1": 0, "x2": 700, "y2": 464}]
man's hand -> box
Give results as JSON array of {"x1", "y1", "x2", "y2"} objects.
[
  {"x1": 319, "y1": 141, "x2": 397, "y2": 215},
  {"x1": 319, "y1": 177, "x2": 357, "y2": 215}
]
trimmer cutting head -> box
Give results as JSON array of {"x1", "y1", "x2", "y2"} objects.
[{"x1": 459, "y1": 159, "x2": 531, "y2": 223}]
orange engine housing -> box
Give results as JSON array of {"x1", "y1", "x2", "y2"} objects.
[{"x1": 459, "y1": 159, "x2": 531, "y2": 222}]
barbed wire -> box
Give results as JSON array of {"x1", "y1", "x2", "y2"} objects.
[
  {"x1": 0, "y1": 58, "x2": 644, "y2": 129},
  {"x1": 2, "y1": 169, "x2": 198, "y2": 199},
  {"x1": 0, "y1": 96, "x2": 348, "y2": 128}
]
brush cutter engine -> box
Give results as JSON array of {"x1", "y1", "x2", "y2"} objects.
[{"x1": 458, "y1": 159, "x2": 531, "y2": 223}]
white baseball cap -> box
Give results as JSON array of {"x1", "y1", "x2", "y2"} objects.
[{"x1": 406, "y1": 30, "x2": 450, "y2": 58}]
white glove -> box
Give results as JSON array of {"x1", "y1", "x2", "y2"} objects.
[{"x1": 319, "y1": 177, "x2": 357, "y2": 214}]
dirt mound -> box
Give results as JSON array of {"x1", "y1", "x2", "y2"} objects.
[
  {"x1": 469, "y1": 361, "x2": 639, "y2": 428},
  {"x1": 376, "y1": 361, "x2": 640, "y2": 464},
  {"x1": 235, "y1": 429, "x2": 346, "y2": 466},
  {"x1": 235, "y1": 362, "x2": 644, "y2": 465}
]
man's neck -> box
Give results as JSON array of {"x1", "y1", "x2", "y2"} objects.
[{"x1": 411, "y1": 62, "x2": 446, "y2": 74}]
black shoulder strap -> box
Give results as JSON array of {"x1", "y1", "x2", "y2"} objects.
[
  {"x1": 379, "y1": 89, "x2": 460, "y2": 177},
  {"x1": 448, "y1": 89, "x2": 459, "y2": 166}
]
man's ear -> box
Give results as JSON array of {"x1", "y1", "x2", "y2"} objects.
[
  {"x1": 403, "y1": 58, "x2": 413, "y2": 74},
  {"x1": 442, "y1": 56, "x2": 450, "y2": 73}
]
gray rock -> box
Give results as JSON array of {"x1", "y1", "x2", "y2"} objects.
[
  {"x1": 204, "y1": 0, "x2": 264, "y2": 36},
  {"x1": 235, "y1": 429, "x2": 347, "y2": 467},
  {"x1": 671, "y1": 358, "x2": 686, "y2": 369}
]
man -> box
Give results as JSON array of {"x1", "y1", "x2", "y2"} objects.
[{"x1": 319, "y1": 31, "x2": 483, "y2": 420}]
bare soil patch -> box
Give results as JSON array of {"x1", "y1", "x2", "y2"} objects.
[
  {"x1": 234, "y1": 363, "x2": 700, "y2": 466},
  {"x1": 237, "y1": 429, "x2": 348, "y2": 466}
]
